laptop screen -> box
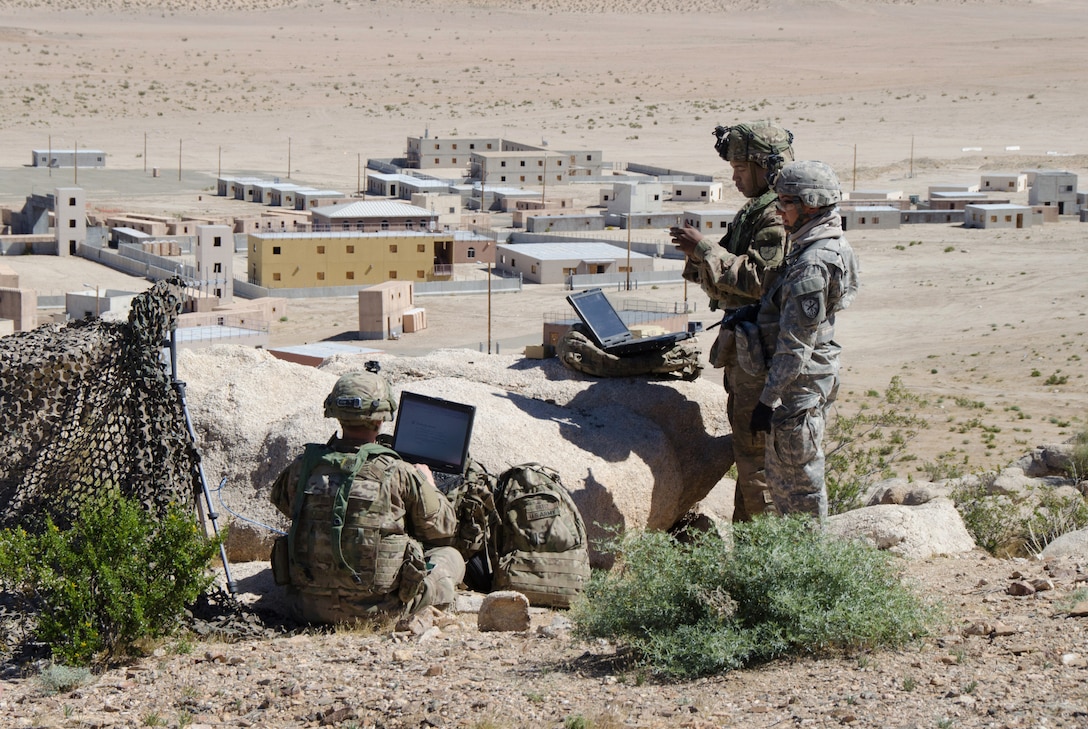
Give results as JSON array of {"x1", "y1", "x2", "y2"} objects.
[
  {"x1": 391, "y1": 391, "x2": 476, "y2": 475},
  {"x1": 567, "y1": 288, "x2": 631, "y2": 347}
]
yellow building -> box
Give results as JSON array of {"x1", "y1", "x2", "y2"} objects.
[{"x1": 247, "y1": 230, "x2": 452, "y2": 289}]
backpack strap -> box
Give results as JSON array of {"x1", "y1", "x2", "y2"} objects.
[
  {"x1": 286, "y1": 442, "x2": 332, "y2": 574},
  {"x1": 330, "y1": 442, "x2": 399, "y2": 583}
]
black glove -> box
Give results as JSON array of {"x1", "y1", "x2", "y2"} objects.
[{"x1": 750, "y1": 402, "x2": 774, "y2": 434}]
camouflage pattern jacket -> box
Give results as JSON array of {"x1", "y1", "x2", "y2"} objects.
[
  {"x1": 757, "y1": 208, "x2": 859, "y2": 408},
  {"x1": 270, "y1": 437, "x2": 458, "y2": 596},
  {"x1": 681, "y1": 189, "x2": 787, "y2": 313}
]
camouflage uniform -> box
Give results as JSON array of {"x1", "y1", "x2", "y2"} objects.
[
  {"x1": 680, "y1": 121, "x2": 794, "y2": 521},
  {"x1": 270, "y1": 371, "x2": 464, "y2": 623},
  {"x1": 756, "y1": 162, "x2": 859, "y2": 520}
]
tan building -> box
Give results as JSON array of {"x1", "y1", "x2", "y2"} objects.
[{"x1": 247, "y1": 230, "x2": 452, "y2": 289}]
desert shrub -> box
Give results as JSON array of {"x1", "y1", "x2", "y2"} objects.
[
  {"x1": 0, "y1": 497, "x2": 219, "y2": 666},
  {"x1": 949, "y1": 476, "x2": 1021, "y2": 556},
  {"x1": 37, "y1": 662, "x2": 93, "y2": 694},
  {"x1": 570, "y1": 516, "x2": 935, "y2": 678},
  {"x1": 1023, "y1": 488, "x2": 1088, "y2": 555},
  {"x1": 1068, "y1": 427, "x2": 1088, "y2": 480},
  {"x1": 825, "y1": 376, "x2": 928, "y2": 514}
]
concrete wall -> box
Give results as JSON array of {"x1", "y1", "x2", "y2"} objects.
[{"x1": 0, "y1": 287, "x2": 36, "y2": 331}]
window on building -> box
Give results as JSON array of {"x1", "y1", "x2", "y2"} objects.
[
  {"x1": 68, "y1": 219, "x2": 76, "y2": 228},
  {"x1": 273, "y1": 246, "x2": 281, "y2": 255},
  {"x1": 701, "y1": 191, "x2": 707, "y2": 197},
  {"x1": 537, "y1": 175, "x2": 542, "y2": 182},
  {"x1": 654, "y1": 194, "x2": 660, "y2": 201},
  {"x1": 501, "y1": 160, "x2": 506, "y2": 167},
  {"x1": 873, "y1": 217, "x2": 880, "y2": 224},
  {"x1": 563, "y1": 267, "x2": 576, "y2": 276},
  {"x1": 520, "y1": 160, "x2": 526, "y2": 167},
  {"x1": 467, "y1": 247, "x2": 476, "y2": 259},
  {"x1": 538, "y1": 160, "x2": 543, "y2": 167},
  {"x1": 530, "y1": 264, "x2": 538, "y2": 274},
  {"x1": 346, "y1": 271, "x2": 354, "y2": 280},
  {"x1": 619, "y1": 265, "x2": 631, "y2": 273},
  {"x1": 556, "y1": 160, "x2": 562, "y2": 167},
  {"x1": 859, "y1": 217, "x2": 867, "y2": 224},
  {"x1": 346, "y1": 245, "x2": 355, "y2": 253},
  {"x1": 511, "y1": 258, "x2": 516, "y2": 267},
  {"x1": 213, "y1": 236, "x2": 222, "y2": 247},
  {"x1": 417, "y1": 244, "x2": 426, "y2": 253},
  {"x1": 316, "y1": 245, "x2": 325, "y2": 254},
  {"x1": 381, "y1": 220, "x2": 389, "y2": 230},
  {"x1": 213, "y1": 262, "x2": 222, "y2": 273},
  {"x1": 520, "y1": 176, "x2": 525, "y2": 182},
  {"x1": 587, "y1": 154, "x2": 593, "y2": 161},
  {"x1": 990, "y1": 215, "x2": 998, "y2": 223},
  {"x1": 501, "y1": 176, "x2": 507, "y2": 182},
  {"x1": 273, "y1": 272, "x2": 281, "y2": 281},
  {"x1": 434, "y1": 158, "x2": 440, "y2": 164},
  {"x1": 1005, "y1": 215, "x2": 1013, "y2": 222},
  {"x1": 389, "y1": 271, "x2": 397, "y2": 279},
  {"x1": 69, "y1": 197, "x2": 76, "y2": 205},
  {"x1": 417, "y1": 270, "x2": 425, "y2": 279},
  {"x1": 390, "y1": 244, "x2": 398, "y2": 253},
  {"x1": 317, "y1": 271, "x2": 325, "y2": 281},
  {"x1": 452, "y1": 158, "x2": 457, "y2": 164}
]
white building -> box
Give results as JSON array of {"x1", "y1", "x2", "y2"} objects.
[
  {"x1": 1028, "y1": 171, "x2": 1078, "y2": 214},
  {"x1": 671, "y1": 181, "x2": 724, "y2": 203},
  {"x1": 980, "y1": 173, "x2": 1027, "y2": 193},
  {"x1": 495, "y1": 241, "x2": 653, "y2": 284},
  {"x1": 964, "y1": 203, "x2": 1032, "y2": 229}
]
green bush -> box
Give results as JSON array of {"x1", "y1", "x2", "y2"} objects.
[
  {"x1": 570, "y1": 516, "x2": 936, "y2": 678},
  {"x1": 1024, "y1": 488, "x2": 1088, "y2": 555},
  {"x1": 0, "y1": 497, "x2": 219, "y2": 666},
  {"x1": 949, "y1": 476, "x2": 1020, "y2": 556},
  {"x1": 825, "y1": 376, "x2": 928, "y2": 514}
]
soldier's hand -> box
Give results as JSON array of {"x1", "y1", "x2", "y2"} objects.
[
  {"x1": 669, "y1": 224, "x2": 702, "y2": 256},
  {"x1": 750, "y1": 402, "x2": 774, "y2": 434}
]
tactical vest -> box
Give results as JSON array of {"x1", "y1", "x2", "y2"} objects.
[
  {"x1": 284, "y1": 442, "x2": 418, "y2": 596},
  {"x1": 709, "y1": 189, "x2": 780, "y2": 312}
]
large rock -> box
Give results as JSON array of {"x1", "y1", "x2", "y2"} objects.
[
  {"x1": 179, "y1": 345, "x2": 735, "y2": 567},
  {"x1": 1040, "y1": 527, "x2": 1088, "y2": 560},
  {"x1": 827, "y1": 497, "x2": 977, "y2": 559}
]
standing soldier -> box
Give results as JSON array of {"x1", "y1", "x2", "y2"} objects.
[
  {"x1": 670, "y1": 121, "x2": 794, "y2": 521},
  {"x1": 749, "y1": 161, "x2": 860, "y2": 520}
]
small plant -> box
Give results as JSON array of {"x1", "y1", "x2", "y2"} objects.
[
  {"x1": 1068, "y1": 427, "x2": 1088, "y2": 480},
  {"x1": 902, "y1": 675, "x2": 917, "y2": 691},
  {"x1": 1044, "y1": 372, "x2": 1069, "y2": 386},
  {"x1": 1023, "y1": 489, "x2": 1088, "y2": 555},
  {"x1": 950, "y1": 476, "x2": 1019, "y2": 556},
  {"x1": 0, "y1": 497, "x2": 219, "y2": 666},
  {"x1": 825, "y1": 376, "x2": 928, "y2": 514},
  {"x1": 570, "y1": 516, "x2": 935, "y2": 678},
  {"x1": 37, "y1": 663, "x2": 93, "y2": 694}
]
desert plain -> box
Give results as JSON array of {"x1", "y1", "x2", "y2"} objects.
[{"x1": 1, "y1": 1, "x2": 1088, "y2": 726}]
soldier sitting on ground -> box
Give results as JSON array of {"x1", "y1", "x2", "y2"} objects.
[{"x1": 269, "y1": 370, "x2": 465, "y2": 623}]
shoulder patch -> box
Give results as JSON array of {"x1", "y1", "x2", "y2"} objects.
[{"x1": 800, "y1": 296, "x2": 822, "y2": 322}]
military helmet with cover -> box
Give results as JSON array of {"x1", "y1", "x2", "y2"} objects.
[
  {"x1": 771, "y1": 160, "x2": 843, "y2": 209},
  {"x1": 324, "y1": 370, "x2": 398, "y2": 423},
  {"x1": 712, "y1": 120, "x2": 795, "y2": 172}
]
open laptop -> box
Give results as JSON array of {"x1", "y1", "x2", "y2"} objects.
[
  {"x1": 567, "y1": 287, "x2": 694, "y2": 356},
  {"x1": 391, "y1": 391, "x2": 476, "y2": 493}
]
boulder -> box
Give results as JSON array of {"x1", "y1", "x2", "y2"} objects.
[
  {"x1": 179, "y1": 345, "x2": 735, "y2": 567},
  {"x1": 1040, "y1": 527, "x2": 1088, "y2": 560},
  {"x1": 827, "y1": 497, "x2": 977, "y2": 559}
]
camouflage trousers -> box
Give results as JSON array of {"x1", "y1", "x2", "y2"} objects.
[
  {"x1": 286, "y1": 546, "x2": 466, "y2": 624},
  {"x1": 723, "y1": 355, "x2": 774, "y2": 522},
  {"x1": 765, "y1": 373, "x2": 838, "y2": 522}
]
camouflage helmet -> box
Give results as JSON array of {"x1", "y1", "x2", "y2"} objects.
[
  {"x1": 323, "y1": 370, "x2": 398, "y2": 423},
  {"x1": 712, "y1": 121, "x2": 795, "y2": 172},
  {"x1": 771, "y1": 160, "x2": 843, "y2": 208}
]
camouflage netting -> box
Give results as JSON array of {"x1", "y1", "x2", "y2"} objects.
[{"x1": 0, "y1": 278, "x2": 199, "y2": 531}]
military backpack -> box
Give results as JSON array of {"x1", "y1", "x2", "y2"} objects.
[
  {"x1": 488, "y1": 462, "x2": 591, "y2": 608},
  {"x1": 271, "y1": 442, "x2": 425, "y2": 603}
]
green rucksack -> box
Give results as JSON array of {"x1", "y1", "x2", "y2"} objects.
[
  {"x1": 488, "y1": 463, "x2": 591, "y2": 608},
  {"x1": 276, "y1": 442, "x2": 426, "y2": 603}
]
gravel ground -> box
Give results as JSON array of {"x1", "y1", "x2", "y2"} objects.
[{"x1": 2, "y1": 552, "x2": 1086, "y2": 729}]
